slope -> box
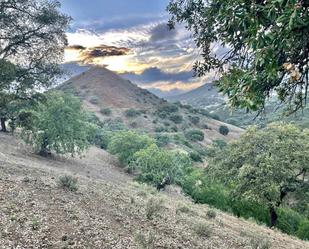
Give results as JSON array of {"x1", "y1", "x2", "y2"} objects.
[{"x1": 0, "y1": 133, "x2": 308, "y2": 249}]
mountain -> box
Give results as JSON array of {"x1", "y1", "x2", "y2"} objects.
[
  {"x1": 167, "y1": 83, "x2": 225, "y2": 108},
  {"x1": 59, "y1": 66, "x2": 162, "y2": 109},
  {"x1": 58, "y1": 67, "x2": 243, "y2": 147}
]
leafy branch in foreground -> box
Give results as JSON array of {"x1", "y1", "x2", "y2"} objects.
[{"x1": 167, "y1": 0, "x2": 309, "y2": 113}]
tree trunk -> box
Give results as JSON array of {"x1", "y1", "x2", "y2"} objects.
[
  {"x1": 0, "y1": 117, "x2": 7, "y2": 132},
  {"x1": 269, "y1": 206, "x2": 278, "y2": 227},
  {"x1": 39, "y1": 136, "x2": 50, "y2": 157}
]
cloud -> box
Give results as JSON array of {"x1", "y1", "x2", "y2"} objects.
[
  {"x1": 65, "y1": 44, "x2": 130, "y2": 64},
  {"x1": 149, "y1": 23, "x2": 177, "y2": 42},
  {"x1": 121, "y1": 67, "x2": 194, "y2": 85}
]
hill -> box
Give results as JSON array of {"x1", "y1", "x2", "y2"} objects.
[
  {"x1": 167, "y1": 83, "x2": 225, "y2": 108},
  {"x1": 58, "y1": 67, "x2": 243, "y2": 150},
  {"x1": 167, "y1": 82, "x2": 309, "y2": 129},
  {"x1": 1, "y1": 132, "x2": 308, "y2": 248}
]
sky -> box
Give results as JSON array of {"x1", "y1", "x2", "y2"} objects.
[{"x1": 59, "y1": 0, "x2": 214, "y2": 96}]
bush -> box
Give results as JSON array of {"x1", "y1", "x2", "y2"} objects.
[
  {"x1": 155, "y1": 126, "x2": 167, "y2": 132},
  {"x1": 157, "y1": 103, "x2": 179, "y2": 113},
  {"x1": 277, "y1": 208, "x2": 303, "y2": 235},
  {"x1": 58, "y1": 175, "x2": 78, "y2": 192},
  {"x1": 169, "y1": 114, "x2": 183, "y2": 124},
  {"x1": 206, "y1": 209, "x2": 217, "y2": 219},
  {"x1": 108, "y1": 131, "x2": 155, "y2": 164},
  {"x1": 189, "y1": 115, "x2": 200, "y2": 125},
  {"x1": 185, "y1": 129, "x2": 204, "y2": 141},
  {"x1": 189, "y1": 151, "x2": 203, "y2": 162},
  {"x1": 89, "y1": 96, "x2": 99, "y2": 105},
  {"x1": 146, "y1": 198, "x2": 163, "y2": 220},
  {"x1": 92, "y1": 129, "x2": 113, "y2": 150},
  {"x1": 134, "y1": 231, "x2": 156, "y2": 249},
  {"x1": 297, "y1": 221, "x2": 309, "y2": 240},
  {"x1": 125, "y1": 108, "x2": 141, "y2": 118},
  {"x1": 193, "y1": 222, "x2": 212, "y2": 237},
  {"x1": 100, "y1": 107, "x2": 112, "y2": 116},
  {"x1": 131, "y1": 144, "x2": 192, "y2": 187},
  {"x1": 155, "y1": 134, "x2": 170, "y2": 147},
  {"x1": 249, "y1": 237, "x2": 271, "y2": 249},
  {"x1": 219, "y1": 125, "x2": 229, "y2": 136}
]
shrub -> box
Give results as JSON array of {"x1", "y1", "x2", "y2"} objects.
[
  {"x1": 100, "y1": 107, "x2": 112, "y2": 116},
  {"x1": 125, "y1": 108, "x2": 141, "y2": 118},
  {"x1": 108, "y1": 131, "x2": 155, "y2": 164},
  {"x1": 219, "y1": 125, "x2": 229, "y2": 136},
  {"x1": 189, "y1": 115, "x2": 200, "y2": 125},
  {"x1": 206, "y1": 209, "x2": 217, "y2": 219},
  {"x1": 212, "y1": 139, "x2": 227, "y2": 149},
  {"x1": 202, "y1": 124, "x2": 210, "y2": 129},
  {"x1": 189, "y1": 151, "x2": 203, "y2": 162},
  {"x1": 146, "y1": 198, "x2": 163, "y2": 220},
  {"x1": 89, "y1": 96, "x2": 99, "y2": 105},
  {"x1": 170, "y1": 125, "x2": 178, "y2": 132},
  {"x1": 134, "y1": 231, "x2": 156, "y2": 249},
  {"x1": 249, "y1": 237, "x2": 271, "y2": 249},
  {"x1": 277, "y1": 208, "x2": 303, "y2": 235},
  {"x1": 185, "y1": 129, "x2": 205, "y2": 141},
  {"x1": 169, "y1": 114, "x2": 183, "y2": 124},
  {"x1": 155, "y1": 134, "x2": 170, "y2": 147},
  {"x1": 176, "y1": 205, "x2": 191, "y2": 214},
  {"x1": 157, "y1": 103, "x2": 179, "y2": 113},
  {"x1": 92, "y1": 129, "x2": 113, "y2": 150},
  {"x1": 131, "y1": 144, "x2": 192, "y2": 187},
  {"x1": 58, "y1": 175, "x2": 78, "y2": 192},
  {"x1": 155, "y1": 126, "x2": 166, "y2": 133},
  {"x1": 296, "y1": 221, "x2": 309, "y2": 240},
  {"x1": 193, "y1": 222, "x2": 212, "y2": 237}
]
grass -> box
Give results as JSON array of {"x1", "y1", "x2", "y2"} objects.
[
  {"x1": 193, "y1": 222, "x2": 212, "y2": 238},
  {"x1": 146, "y1": 198, "x2": 163, "y2": 220},
  {"x1": 134, "y1": 231, "x2": 156, "y2": 249},
  {"x1": 58, "y1": 175, "x2": 78, "y2": 192}
]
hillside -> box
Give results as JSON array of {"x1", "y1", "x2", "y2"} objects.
[
  {"x1": 167, "y1": 83, "x2": 225, "y2": 108},
  {"x1": 1, "y1": 132, "x2": 308, "y2": 249},
  {"x1": 58, "y1": 67, "x2": 243, "y2": 149}
]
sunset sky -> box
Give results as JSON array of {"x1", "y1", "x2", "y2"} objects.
[{"x1": 59, "y1": 0, "x2": 216, "y2": 96}]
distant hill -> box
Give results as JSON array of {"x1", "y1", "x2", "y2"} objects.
[
  {"x1": 59, "y1": 66, "x2": 162, "y2": 109},
  {"x1": 166, "y1": 83, "x2": 225, "y2": 108},
  {"x1": 57, "y1": 67, "x2": 243, "y2": 148}
]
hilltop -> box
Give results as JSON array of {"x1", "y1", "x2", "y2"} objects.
[
  {"x1": 58, "y1": 67, "x2": 243, "y2": 150},
  {"x1": 1, "y1": 132, "x2": 308, "y2": 249}
]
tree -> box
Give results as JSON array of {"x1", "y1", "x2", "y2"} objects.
[
  {"x1": 21, "y1": 91, "x2": 94, "y2": 156},
  {"x1": 167, "y1": 0, "x2": 309, "y2": 113},
  {"x1": 207, "y1": 123, "x2": 309, "y2": 227},
  {"x1": 0, "y1": 0, "x2": 70, "y2": 131},
  {"x1": 219, "y1": 125, "x2": 229, "y2": 136},
  {"x1": 108, "y1": 131, "x2": 155, "y2": 164}
]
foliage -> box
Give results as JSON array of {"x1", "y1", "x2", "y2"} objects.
[
  {"x1": 189, "y1": 151, "x2": 203, "y2": 162},
  {"x1": 185, "y1": 129, "x2": 204, "y2": 141},
  {"x1": 89, "y1": 96, "x2": 99, "y2": 105},
  {"x1": 21, "y1": 92, "x2": 93, "y2": 156},
  {"x1": 155, "y1": 134, "x2": 170, "y2": 147},
  {"x1": 131, "y1": 144, "x2": 192, "y2": 187},
  {"x1": 297, "y1": 221, "x2": 309, "y2": 240},
  {"x1": 125, "y1": 108, "x2": 141, "y2": 118},
  {"x1": 207, "y1": 123, "x2": 309, "y2": 226},
  {"x1": 108, "y1": 131, "x2": 155, "y2": 164},
  {"x1": 276, "y1": 208, "x2": 303, "y2": 235},
  {"x1": 58, "y1": 175, "x2": 78, "y2": 192},
  {"x1": 0, "y1": 0, "x2": 70, "y2": 130},
  {"x1": 219, "y1": 125, "x2": 229, "y2": 136},
  {"x1": 169, "y1": 114, "x2": 183, "y2": 124},
  {"x1": 91, "y1": 129, "x2": 113, "y2": 150},
  {"x1": 188, "y1": 115, "x2": 200, "y2": 125},
  {"x1": 100, "y1": 107, "x2": 112, "y2": 116},
  {"x1": 206, "y1": 210, "x2": 217, "y2": 219},
  {"x1": 167, "y1": 0, "x2": 309, "y2": 112}
]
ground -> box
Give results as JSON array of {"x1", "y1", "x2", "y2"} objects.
[{"x1": 0, "y1": 133, "x2": 308, "y2": 249}]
